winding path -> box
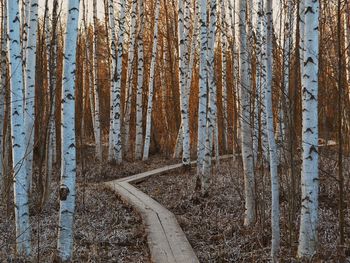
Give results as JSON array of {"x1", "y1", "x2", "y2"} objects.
[{"x1": 105, "y1": 155, "x2": 232, "y2": 263}]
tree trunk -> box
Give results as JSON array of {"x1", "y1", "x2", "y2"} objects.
[
  {"x1": 297, "y1": 0, "x2": 320, "y2": 258},
  {"x1": 143, "y1": 0, "x2": 161, "y2": 161},
  {"x1": 239, "y1": 0, "x2": 255, "y2": 226},
  {"x1": 8, "y1": 0, "x2": 31, "y2": 256},
  {"x1": 56, "y1": 0, "x2": 80, "y2": 260},
  {"x1": 264, "y1": 0, "x2": 280, "y2": 259},
  {"x1": 135, "y1": 0, "x2": 145, "y2": 160},
  {"x1": 178, "y1": 0, "x2": 191, "y2": 166},
  {"x1": 92, "y1": 0, "x2": 102, "y2": 161},
  {"x1": 108, "y1": 0, "x2": 125, "y2": 163},
  {"x1": 23, "y1": 0, "x2": 39, "y2": 191},
  {"x1": 123, "y1": 0, "x2": 138, "y2": 156},
  {"x1": 202, "y1": 0, "x2": 217, "y2": 194},
  {"x1": 197, "y1": 0, "x2": 208, "y2": 176}
]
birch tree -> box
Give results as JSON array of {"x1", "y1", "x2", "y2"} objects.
[
  {"x1": 57, "y1": 0, "x2": 80, "y2": 260},
  {"x1": 264, "y1": 0, "x2": 280, "y2": 259},
  {"x1": 143, "y1": 0, "x2": 161, "y2": 160},
  {"x1": 197, "y1": 0, "x2": 208, "y2": 175},
  {"x1": 48, "y1": 0, "x2": 59, "y2": 171},
  {"x1": 123, "y1": 0, "x2": 138, "y2": 154},
  {"x1": 91, "y1": 0, "x2": 102, "y2": 161},
  {"x1": 135, "y1": 0, "x2": 145, "y2": 160},
  {"x1": 202, "y1": 0, "x2": 217, "y2": 193},
  {"x1": 178, "y1": 0, "x2": 191, "y2": 166},
  {"x1": 7, "y1": 0, "x2": 31, "y2": 256},
  {"x1": 107, "y1": 0, "x2": 116, "y2": 161},
  {"x1": 239, "y1": 0, "x2": 255, "y2": 226},
  {"x1": 24, "y1": 0, "x2": 39, "y2": 190},
  {"x1": 297, "y1": 0, "x2": 320, "y2": 258},
  {"x1": 109, "y1": 0, "x2": 126, "y2": 163}
]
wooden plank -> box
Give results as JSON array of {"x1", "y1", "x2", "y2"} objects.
[
  {"x1": 106, "y1": 182, "x2": 176, "y2": 263},
  {"x1": 105, "y1": 156, "x2": 235, "y2": 263},
  {"x1": 116, "y1": 183, "x2": 199, "y2": 263}
]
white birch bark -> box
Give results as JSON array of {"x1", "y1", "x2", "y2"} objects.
[
  {"x1": 239, "y1": 0, "x2": 255, "y2": 226},
  {"x1": 56, "y1": 0, "x2": 80, "y2": 260},
  {"x1": 48, "y1": 0, "x2": 58, "y2": 167},
  {"x1": 7, "y1": 0, "x2": 31, "y2": 256},
  {"x1": 135, "y1": 0, "x2": 145, "y2": 160},
  {"x1": 298, "y1": 0, "x2": 320, "y2": 258},
  {"x1": 265, "y1": 0, "x2": 280, "y2": 259},
  {"x1": 143, "y1": 0, "x2": 161, "y2": 161},
  {"x1": 197, "y1": 0, "x2": 208, "y2": 175},
  {"x1": 178, "y1": 0, "x2": 191, "y2": 165},
  {"x1": 107, "y1": 0, "x2": 116, "y2": 161},
  {"x1": 202, "y1": 0, "x2": 217, "y2": 193},
  {"x1": 110, "y1": 0, "x2": 126, "y2": 163},
  {"x1": 92, "y1": 0, "x2": 102, "y2": 161},
  {"x1": 123, "y1": 0, "x2": 138, "y2": 154},
  {"x1": 23, "y1": 0, "x2": 38, "y2": 191}
]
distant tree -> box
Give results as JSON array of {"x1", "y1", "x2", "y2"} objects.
[{"x1": 143, "y1": 0, "x2": 161, "y2": 160}]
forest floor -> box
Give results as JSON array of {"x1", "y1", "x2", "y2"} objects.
[
  {"x1": 0, "y1": 145, "x2": 182, "y2": 262},
  {"x1": 0, "y1": 182, "x2": 150, "y2": 262},
  {"x1": 138, "y1": 156, "x2": 350, "y2": 262},
  {"x1": 2, "y1": 145, "x2": 350, "y2": 262}
]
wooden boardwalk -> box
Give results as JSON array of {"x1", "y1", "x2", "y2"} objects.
[{"x1": 105, "y1": 155, "x2": 232, "y2": 263}]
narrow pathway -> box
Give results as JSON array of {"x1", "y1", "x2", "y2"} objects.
[{"x1": 105, "y1": 155, "x2": 232, "y2": 263}]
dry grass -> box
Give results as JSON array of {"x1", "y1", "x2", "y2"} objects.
[
  {"x1": 138, "y1": 158, "x2": 350, "y2": 262},
  {"x1": 0, "y1": 183, "x2": 150, "y2": 262}
]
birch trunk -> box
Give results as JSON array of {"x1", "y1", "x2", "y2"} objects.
[
  {"x1": 109, "y1": 0, "x2": 125, "y2": 163},
  {"x1": 48, "y1": 0, "x2": 58, "y2": 167},
  {"x1": 239, "y1": 0, "x2": 255, "y2": 226},
  {"x1": 265, "y1": 0, "x2": 280, "y2": 259},
  {"x1": 143, "y1": 0, "x2": 161, "y2": 161},
  {"x1": 178, "y1": 0, "x2": 191, "y2": 166},
  {"x1": 8, "y1": 0, "x2": 31, "y2": 256},
  {"x1": 298, "y1": 0, "x2": 320, "y2": 258},
  {"x1": 107, "y1": 0, "x2": 116, "y2": 161},
  {"x1": 92, "y1": 0, "x2": 102, "y2": 161},
  {"x1": 135, "y1": 0, "x2": 145, "y2": 160},
  {"x1": 202, "y1": 0, "x2": 217, "y2": 193},
  {"x1": 197, "y1": 0, "x2": 208, "y2": 175},
  {"x1": 56, "y1": 0, "x2": 80, "y2": 260},
  {"x1": 24, "y1": 0, "x2": 39, "y2": 191},
  {"x1": 123, "y1": 0, "x2": 138, "y2": 155}
]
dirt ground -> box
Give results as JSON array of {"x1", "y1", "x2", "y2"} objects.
[{"x1": 138, "y1": 158, "x2": 350, "y2": 262}]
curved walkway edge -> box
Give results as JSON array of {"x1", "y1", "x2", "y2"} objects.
[{"x1": 105, "y1": 155, "x2": 233, "y2": 263}]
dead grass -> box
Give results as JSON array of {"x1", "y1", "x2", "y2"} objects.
[{"x1": 138, "y1": 158, "x2": 350, "y2": 262}]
